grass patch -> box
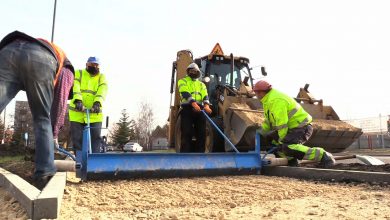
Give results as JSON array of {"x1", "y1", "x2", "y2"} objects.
[{"x1": 0, "y1": 155, "x2": 24, "y2": 163}]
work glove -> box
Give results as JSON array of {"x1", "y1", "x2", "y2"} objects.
[
  {"x1": 204, "y1": 104, "x2": 212, "y2": 115},
  {"x1": 91, "y1": 101, "x2": 101, "y2": 113},
  {"x1": 264, "y1": 130, "x2": 279, "y2": 144},
  {"x1": 74, "y1": 100, "x2": 84, "y2": 111},
  {"x1": 191, "y1": 102, "x2": 201, "y2": 112}
]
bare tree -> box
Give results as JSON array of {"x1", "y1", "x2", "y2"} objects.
[{"x1": 135, "y1": 102, "x2": 154, "y2": 150}]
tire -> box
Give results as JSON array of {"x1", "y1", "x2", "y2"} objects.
[{"x1": 206, "y1": 117, "x2": 225, "y2": 152}]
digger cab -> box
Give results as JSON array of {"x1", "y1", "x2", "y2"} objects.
[{"x1": 194, "y1": 44, "x2": 254, "y2": 112}]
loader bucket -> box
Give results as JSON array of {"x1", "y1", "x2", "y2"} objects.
[
  {"x1": 223, "y1": 103, "x2": 265, "y2": 151},
  {"x1": 307, "y1": 119, "x2": 363, "y2": 153},
  {"x1": 222, "y1": 103, "x2": 362, "y2": 153}
]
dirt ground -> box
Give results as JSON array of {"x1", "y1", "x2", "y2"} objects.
[
  {"x1": 59, "y1": 173, "x2": 390, "y2": 220},
  {"x1": 0, "y1": 187, "x2": 27, "y2": 220},
  {"x1": 1, "y1": 159, "x2": 390, "y2": 220}
]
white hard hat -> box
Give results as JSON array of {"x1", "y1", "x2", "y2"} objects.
[{"x1": 187, "y1": 63, "x2": 200, "y2": 72}]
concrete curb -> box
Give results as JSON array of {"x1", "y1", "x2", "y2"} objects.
[
  {"x1": 0, "y1": 167, "x2": 66, "y2": 220},
  {"x1": 262, "y1": 166, "x2": 390, "y2": 184}
]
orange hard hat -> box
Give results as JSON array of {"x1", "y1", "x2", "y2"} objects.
[{"x1": 253, "y1": 80, "x2": 272, "y2": 92}]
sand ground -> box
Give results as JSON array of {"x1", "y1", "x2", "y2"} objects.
[
  {"x1": 1, "y1": 171, "x2": 390, "y2": 220},
  {"x1": 1, "y1": 149, "x2": 390, "y2": 220}
]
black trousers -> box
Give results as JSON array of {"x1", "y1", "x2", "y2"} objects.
[
  {"x1": 277, "y1": 124, "x2": 313, "y2": 160},
  {"x1": 70, "y1": 121, "x2": 102, "y2": 154},
  {"x1": 180, "y1": 106, "x2": 206, "y2": 152}
]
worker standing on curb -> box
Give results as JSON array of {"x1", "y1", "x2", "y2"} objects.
[
  {"x1": 69, "y1": 57, "x2": 108, "y2": 154},
  {"x1": 178, "y1": 63, "x2": 212, "y2": 152},
  {"x1": 0, "y1": 31, "x2": 75, "y2": 190},
  {"x1": 253, "y1": 80, "x2": 336, "y2": 167}
]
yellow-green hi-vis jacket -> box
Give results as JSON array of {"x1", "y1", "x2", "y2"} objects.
[
  {"x1": 178, "y1": 76, "x2": 210, "y2": 105},
  {"x1": 260, "y1": 88, "x2": 312, "y2": 143},
  {"x1": 69, "y1": 69, "x2": 108, "y2": 123}
]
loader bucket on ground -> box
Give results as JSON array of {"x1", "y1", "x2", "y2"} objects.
[
  {"x1": 223, "y1": 103, "x2": 264, "y2": 151},
  {"x1": 307, "y1": 119, "x2": 363, "y2": 153}
]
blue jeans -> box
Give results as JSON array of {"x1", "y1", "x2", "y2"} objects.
[{"x1": 0, "y1": 40, "x2": 57, "y2": 178}]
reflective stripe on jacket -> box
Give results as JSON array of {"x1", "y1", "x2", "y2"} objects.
[
  {"x1": 69, "y1": 69, "x2": 108, "y2": 123},
  {"x1": 260, "y1": 88, "x2": 312, "y2": 143},
  {"x1": 178, "y1": 76, "x2": 210, "y2": 105}
]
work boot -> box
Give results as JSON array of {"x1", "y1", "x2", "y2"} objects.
[
  {"x1": 319, "y1": 152, "x2": 336, "y2": 168},
  {"x1": 32, "y1": 175, "x2": 53, "y2": 191},
  {"x1": 287, "y1": 158, "x2": 299, "y2": 167}
]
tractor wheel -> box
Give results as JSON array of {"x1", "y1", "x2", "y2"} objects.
[{"x1": 205, "y1": 117, "x2": 225, "y2": 152}]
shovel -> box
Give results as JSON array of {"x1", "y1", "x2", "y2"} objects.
[{"x1": 300, "y1": 154, "x2": 385, "y2": 166}]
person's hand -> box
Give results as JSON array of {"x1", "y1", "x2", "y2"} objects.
[
  {"x1": 91, "y1": 102, "x2": 101, "y2": 113},
  {"x1": 53, "y1": 138, "x2": 59, "y2": 147},
  {"x1": 204, "y1": 104, "x2": 212, "y2": 114},
  {"x1": 74, "y1": 100, "x2": 83, "y2": 111},
  {"x1": 191, "y1": 102, "x2": 201, "y2": 112},
  {"x1": 264, "y1": 130, "x2": 279, "y2": 143},
  {"x1": 53, "y1": 138, "x2": 59, "y2": 153}
]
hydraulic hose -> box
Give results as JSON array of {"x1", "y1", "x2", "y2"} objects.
[
  {"x1": 201, "y1": 110, "x2": 239, "y2": 153},
  {"x1": 55, "y1": 144, "x2": 76, "y2": 161}
]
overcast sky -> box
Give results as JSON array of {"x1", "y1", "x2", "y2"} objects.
[{"x1": 1, "y1": 0, "x2": 390, "y2": 128}]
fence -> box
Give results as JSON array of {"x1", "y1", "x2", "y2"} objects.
[
  {"x1": 344, "y1": 114, "x2": 390, "y2": 150},
  {"x1": 348, "y1": 133, "x2": 390, "y2": 150}
]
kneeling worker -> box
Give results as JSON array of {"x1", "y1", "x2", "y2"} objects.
[{"x1": 253, "y1": 80, "x2": 336, "y2": 167}]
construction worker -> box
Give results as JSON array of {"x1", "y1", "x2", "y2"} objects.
[
  {"x1": 253, "y1": 80, "x2": 336, "y2": 167},
  {"x1": 0, "y1": 31, "x2": 75, "y2": 189},
  {"x1": 178, "y1": 63, "x2": 212, "y2": 152},
  {"x1": 69, "y1": 57, "x2": 108, "y2": 154}
]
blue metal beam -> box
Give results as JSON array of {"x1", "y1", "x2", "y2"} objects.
[
  {"x1": 84, "y1": 152, "x2": 262, "y2": 180},
  {"x1": 76, "y1": 110, "x2": 263, "y2": 181}
]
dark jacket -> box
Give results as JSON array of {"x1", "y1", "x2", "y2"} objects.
[{"x1": 0, "y1": 31, "x2": 74, "y2": 99}]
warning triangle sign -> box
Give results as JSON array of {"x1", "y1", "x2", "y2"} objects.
[{"x1": 210, "y1": 43, "x2": 224, "y2": 55}]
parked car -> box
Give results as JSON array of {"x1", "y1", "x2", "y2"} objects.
[
  {"x1": 123, "y1": 142, "x2": 143, "y2": 152},
  {"x1": 100, "y1": 136, "x2": 109, "y2": 153}
]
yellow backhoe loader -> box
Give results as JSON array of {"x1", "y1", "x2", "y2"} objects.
[{"x1": 168, "y1": 44, "x2": 362, "y2": 153}]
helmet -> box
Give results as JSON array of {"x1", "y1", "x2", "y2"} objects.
[
  {"x1": 187, "y1": 63, "x2": 201, "y2": 79},
  {"x1": 187, "y1": 63, "x2": 200, "y2": 72},
  {"x1": 253, "y1": 80, "x2": 272, "y2": 92},
  {"x1": 87, "y1": 56, "x2": 100, "y2": 65}
]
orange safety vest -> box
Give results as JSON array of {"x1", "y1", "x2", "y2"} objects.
[{"x1": 38, "y1": 39, "x2": 66, "y2": 86}]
